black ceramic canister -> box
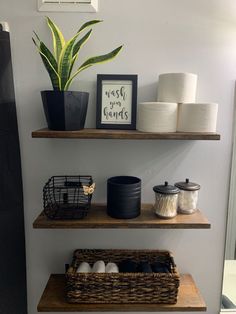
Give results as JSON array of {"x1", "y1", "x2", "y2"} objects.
[{"x1": 107, "y1": 176, "x2": 141, "y2": 219}]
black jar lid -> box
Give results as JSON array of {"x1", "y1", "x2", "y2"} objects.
[
  {"x1": 174, "y1": 178, "x2": 200, "y2": 191},
  {"x1": 153, "y1": 181, "x2": 180, "y2": 195}
]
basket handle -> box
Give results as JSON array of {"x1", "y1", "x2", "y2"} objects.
[
  {"x1": 170, "y1": 256, "x2": 176, "y2": 267},
  {"x1": 65, "y1": 264, "x2": 70, "y2": 272}
]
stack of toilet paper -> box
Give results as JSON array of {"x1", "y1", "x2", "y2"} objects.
[{"x1": 137, "y1": 73, "x2": 218, "y2": 133}]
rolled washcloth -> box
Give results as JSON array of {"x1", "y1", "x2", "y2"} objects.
[
  {"x1": 92, "y1": 260, "x2": 106, "y2": 273},
  {"x1": 119, "y1": 259, "x2": 138, "y2": 273},
  {"x1": 105, "y1": 262, "x2": 119, "y2": 273},
  {"x1": 76, "y1": 262, "x2": 91, "y2": 273},
  {"x1": 151, "y1": 262, "x2": 170, "y2": 273},
  {"x1": 137, "y1": 261, "x2": 153, "y2": 273}
]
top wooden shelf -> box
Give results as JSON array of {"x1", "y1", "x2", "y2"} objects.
[{"x1": 32, "y1": 128, "x2": 221, "y2": 140}]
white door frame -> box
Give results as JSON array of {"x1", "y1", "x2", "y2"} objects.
[{"x1": 225, "y1": 95, "x2": 236, "y2": 259}]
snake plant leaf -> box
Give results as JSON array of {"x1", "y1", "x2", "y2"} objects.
[
  {"x1": 33, "y1": 32, "x2": 58, "y2": 71},
  {"x1": 33, "y1": 31, "x2": 40, "y2": 42},
  {"x1": 33, "y1": 36, "x2": 60, "y2": 90},
  {"x1": 77, "y1": 45, "x2": 123, "y2": 72},
  {"x1": 64, "y1": 45, "x2": 123, "y2": 91},
  {"x1": 39, "y1": 43, "x2": 60, "y2": 90},
  {"x1": 73, "y1": 29, "x2": 92, "y2": 57},
  {"x1": 78, "y1": 20, "x2": 102, "y2": 33},
  {"x1": 58, "y1": 31, "x2": 82, "y2": 90},
  {"x1": 71, "y1": 19, "x2": 102, "y2": 76},
  {"x1": 68, "y1": 29, "x2": 92, "y2": 77},
  {"x1": 46, "y1": 17, "x2": 65, "y2": 62}
]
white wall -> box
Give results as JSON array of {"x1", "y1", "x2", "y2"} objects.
[{"x1": 0, "y1": 0, "x2": 235, "y2": 313}]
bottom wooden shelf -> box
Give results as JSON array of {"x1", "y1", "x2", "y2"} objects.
[{"x1": 37, "y1": 274, "x2": 206, "y2": 312}]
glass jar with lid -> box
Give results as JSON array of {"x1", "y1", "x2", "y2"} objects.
[
  {"x1": 174, "y1": 178, "x2": 200, "y2": 214},
  {"x1": 153, "y1": 182, "x2": 180, "y2": 219}
]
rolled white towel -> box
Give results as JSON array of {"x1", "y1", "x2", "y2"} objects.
[
  {"x1": 76, "y1": 262, "x2": 91, "y2": 273},
  {"x1": 105, "y1": 262, "x2": 119, "y2": 273},
  {"x1": 92, "y1": 260, "x2": 106, "y2": 273}
]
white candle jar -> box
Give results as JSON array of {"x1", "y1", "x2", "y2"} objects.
[
  {"x1": 153, "y1": 182, "x2": 180, "y2": 219},
  {"x1": 174, "y1": 179, "x2": 200, "y2": 214}
]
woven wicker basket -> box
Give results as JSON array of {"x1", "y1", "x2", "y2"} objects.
[{"x1": 66, "y1": 249, "x2": 180, "y2": 304}]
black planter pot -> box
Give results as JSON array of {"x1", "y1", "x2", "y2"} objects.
[
  {"x1": 107, "y1": 176, "x2": 141, "y2": 219},
  {"x1": 41, "y1": 90, "x2": 89, "y2": 131}
]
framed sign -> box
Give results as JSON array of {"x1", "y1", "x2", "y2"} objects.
[{"x1": 96, "y1": 74, "x2": 138, "y2": 129}]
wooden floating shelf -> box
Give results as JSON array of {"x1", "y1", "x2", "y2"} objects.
[
  {"x1": 33, "y1": 204, "x2": 210, "y2": 229},
  {"x1": 37, "y1": 274, "x2": 206, "y2": 312},
  {"x1": 32, "y1": 128, "x2": 221, "y2": 140}
]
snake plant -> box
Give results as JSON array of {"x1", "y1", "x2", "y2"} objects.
[{"x1": 33, "y1": 17, "x2": 123, "y2": 91}]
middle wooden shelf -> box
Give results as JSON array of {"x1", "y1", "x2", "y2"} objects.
[{"x1": 33, "y1": 203, "x2": 210, "y2": 229}]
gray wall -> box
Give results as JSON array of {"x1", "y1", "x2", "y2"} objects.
[{"x1": 0, "y1": 0, "x2": 235, "y2": 313}]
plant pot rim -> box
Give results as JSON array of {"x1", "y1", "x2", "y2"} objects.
[{"x1": 41, "y1": 90, "x2": 89, "y2": 95}]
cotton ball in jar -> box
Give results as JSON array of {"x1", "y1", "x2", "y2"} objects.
[{"x1": 174, "y1": 179, "x2": 200, "y2": 214}]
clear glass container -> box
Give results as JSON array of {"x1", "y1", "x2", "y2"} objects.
[
  {"x1": 175, "y1": 178, "x2": 200, "y2": 214},
  {"x1": 153, "y1": 182, "x2": 179, "y2": 219}
]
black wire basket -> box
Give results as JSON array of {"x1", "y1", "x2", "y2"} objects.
[{"x1": 43, "y1": 175, "x2": 94, "y2": 220}]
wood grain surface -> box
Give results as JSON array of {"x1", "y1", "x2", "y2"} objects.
[
  {"x1": 37, "y1": 274, "x2": 206, "y2": 312},
  {"x1": 32, "y1": 128, "x2": 221, "y2": 140},
  {"x1": 33, "y1": 204, "x2": 210, "y2": 229}
]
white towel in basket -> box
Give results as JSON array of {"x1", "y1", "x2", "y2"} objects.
[
  {"x1": 105, "y1": 262, "x2": 119, "y2": 273},
  {"x1": 92, "y1": 260, "x2": 106, "y2": 273},
  {"x1": 76, "y1": 262, "x2": 91, "y2": 273}
]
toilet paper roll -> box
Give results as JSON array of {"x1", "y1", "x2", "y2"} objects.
[
  {"x1": 105, "y1": 262, "x2": 119, "y2": 273},
  {"x1": 77, "y1": 262, "x2": 91, "y2": 273},
  {"x1": 177, "y1": 103, "x2": 218, "y2": 132},
  {"x1": 137, "y1": 102, "x2": 178, "y2": 132},
  {"x1": 157, "y1": 73, "x2": 197, "y2": 103},
  {"x1": 92, "y1": 260, "x2": 106, "y2": 273}
]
